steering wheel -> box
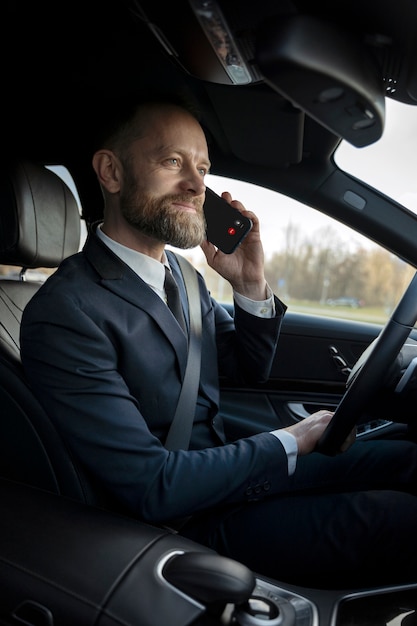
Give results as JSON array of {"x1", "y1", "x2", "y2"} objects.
[{"x1": 316, "y1": 270, "x2": 417, "y2": 455}]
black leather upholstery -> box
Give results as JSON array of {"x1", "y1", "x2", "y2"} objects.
[
  {"x1": 0, "y1": 280, "x2": 40, "y2": 361},
  {"x1": 0, "y1": 161, "x2": 80, "y2": 360},
  {"x1": 0, "y1": 162, "x2": 90, "y2": 500},
  {"x1": 0, "y1": 160, "x2": 80, "y2": 269},
  {"x1": 0, "y1": 478, "x2": 212, "y2": 625}
]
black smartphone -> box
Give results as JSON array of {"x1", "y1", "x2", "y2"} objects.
[{"x1": 203, "y1": 188, "x2": 253, "y2": 254}]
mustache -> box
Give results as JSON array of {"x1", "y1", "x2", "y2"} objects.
[{"x1": 163, "y1": 194, "x2": 204, "y2": 212}]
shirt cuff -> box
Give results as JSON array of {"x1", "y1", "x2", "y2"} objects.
[
  {"x1": 270, "y1": 430, "x2": 298, "y2": 476},
  {"x1": 233, "y1": 284, "x2": 275, "y2": 318}
]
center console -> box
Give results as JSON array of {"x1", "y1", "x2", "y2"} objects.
[{"x1": 0, "y1": 479, "x2": 415, "y2": 626}]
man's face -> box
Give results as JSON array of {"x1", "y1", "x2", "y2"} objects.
[{"x1": 119, "y1": 106, "x2": 211, "y2": 249}]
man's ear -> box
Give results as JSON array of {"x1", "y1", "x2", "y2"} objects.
[{"x1": 92, "y1": 150, "x2": 122, "y2": 193}]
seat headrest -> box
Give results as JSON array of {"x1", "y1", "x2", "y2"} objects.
[{"x1": 0, "y1": 161, "x2": 81, "y2": 268}]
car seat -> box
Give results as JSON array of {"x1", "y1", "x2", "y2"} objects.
[{"x1": 0, "y1": 161, "x2": 97, "y2": 502}]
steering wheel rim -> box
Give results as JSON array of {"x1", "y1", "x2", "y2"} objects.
[{"x1": 316, "y1": 270, "x2": 417, "y2": 455}]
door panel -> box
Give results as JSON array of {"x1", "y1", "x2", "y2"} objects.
[
  {"x1": 268, "y1": 312, "x2": 381, "y2": 390},
  {"x1": 218, "y1": 309, "x2": 398, "y2": 441}
]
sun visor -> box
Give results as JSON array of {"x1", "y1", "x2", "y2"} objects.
[{"x1": 255, "y1": 15, "x2": 385, "y2": 147}]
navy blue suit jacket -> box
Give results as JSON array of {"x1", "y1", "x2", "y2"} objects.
[{"x1": 21, "y1": 233, "x2": 290, "y2": 523}]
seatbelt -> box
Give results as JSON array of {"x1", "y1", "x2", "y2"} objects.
[{"x1": 164, "y1": 253, "x2": 202, "y2": 451}]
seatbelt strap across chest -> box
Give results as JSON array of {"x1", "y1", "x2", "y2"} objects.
[{"x1": 164, "y1": 253, "x2": 202, "y2": 451}]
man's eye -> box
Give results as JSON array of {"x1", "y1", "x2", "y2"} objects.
[{"x1": 198, "y1": 168, "x2": 207, "y2": 176}]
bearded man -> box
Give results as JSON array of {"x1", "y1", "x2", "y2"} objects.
[{"x1": 21, "y1": 97, "x2": 417, "y2": 589}]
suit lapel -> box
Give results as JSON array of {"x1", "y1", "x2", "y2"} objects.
[{"x1": 84, "y1": 234, "x2": 189, "y2": 375}]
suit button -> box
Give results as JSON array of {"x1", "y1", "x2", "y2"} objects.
[
  {"x1": 263, "y1": 481, "x2": 271, "y2": 491},
  {"x1": 254, "y1": 484, "x2": 262, "y2": 494},
  {"x1": 245, "y1": 487, "x2": 253, "y2": 497}
]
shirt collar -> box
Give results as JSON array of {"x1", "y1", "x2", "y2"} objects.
[{"x1": 96, "y1": 224, "x2": 168, "y2": 294}]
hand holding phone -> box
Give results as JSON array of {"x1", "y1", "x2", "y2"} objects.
[{"x1": 203, "y1": 188, "x2": 253, "y2": 254}]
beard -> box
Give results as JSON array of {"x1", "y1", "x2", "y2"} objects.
[{"x1": 119, "y1": 173, "x2": 206, "y2": 249}]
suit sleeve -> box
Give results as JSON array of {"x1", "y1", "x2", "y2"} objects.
[
  {"x1": 21, "y1": 290, "x2": 291, "y2": 524},
  {"x1": 213, "y1": 292, "x2": 286, "y2": 384}
]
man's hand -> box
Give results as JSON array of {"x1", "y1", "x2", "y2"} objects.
[
  {"x1": 284, "y1": 410, "x2": 357, "y2": 455},
  {"x1": 200, "y1": 191, "x2": 268, "y2": 301}
]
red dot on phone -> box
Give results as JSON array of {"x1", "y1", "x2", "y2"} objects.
[{"x1": 228, "y1": 227, "x2": 236, "y2": 235}]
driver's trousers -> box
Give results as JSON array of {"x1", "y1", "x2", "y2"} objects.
[{"x1": 181, "y1": 439, "x2": 417, "y2": 589}]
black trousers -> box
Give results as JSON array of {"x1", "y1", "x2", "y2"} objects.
[{"x1": 181, "y1": 439, "x2": 417, "y2": 589}]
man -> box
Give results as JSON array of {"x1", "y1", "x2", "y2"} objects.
[{"x1": 21, "y1": 97, "x2": 417, "y2": 589}]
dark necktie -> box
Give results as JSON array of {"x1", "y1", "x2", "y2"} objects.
[{"x1": 164, "y1": 266, "x2": 187, "y2": 333}]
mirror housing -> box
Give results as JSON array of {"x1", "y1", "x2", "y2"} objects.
[{"x1": 256, "y1": 15, "x2": 385, "y2": 147}]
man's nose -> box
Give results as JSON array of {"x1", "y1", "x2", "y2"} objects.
[{"x1": 179, "y1": 169, "x2": 206, "y2": 195}]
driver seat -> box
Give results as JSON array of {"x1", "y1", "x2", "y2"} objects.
[{"x1": 0, "y1": 161, "x2": 96, "y2": 502}]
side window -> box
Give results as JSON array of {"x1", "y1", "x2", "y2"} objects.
[{"x1": 193, "y1": 174, "x2": 414, "y2": 324}]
